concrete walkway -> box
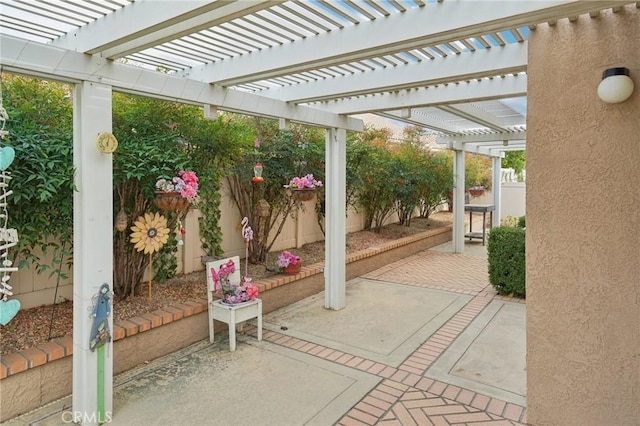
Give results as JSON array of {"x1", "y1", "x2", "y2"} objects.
[{"x1": 9, "y1": 241, "x2": 527, "y2": 426}]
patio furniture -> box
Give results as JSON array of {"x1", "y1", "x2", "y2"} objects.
[
  {"x1": 464, "y1": 204, "x2": 495, "y2": 246},
  {"x1": 206, "y1": 256, "x2": 263, "y2": 351},
  {"x1": 210, "y1": 299, "x2": 262, "y2": 352}
]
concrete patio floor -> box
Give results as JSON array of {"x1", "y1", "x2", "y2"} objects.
[{"x1": 8, "y1": 240, "x2": 527, "y2": 426}]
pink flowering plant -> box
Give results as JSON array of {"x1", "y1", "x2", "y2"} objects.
[
  {"x1": 277, "y1": 251, "x2": 300, "y2": 269},
  {"x1": 210, "y1": 258, "x2": 259, "y2": 305},
  {"x1": 155, "y1": 170, "x2": 199, "y2": 200},
  {"x1": 285, "y1": 174, "x2": 323, "y2": 190}
]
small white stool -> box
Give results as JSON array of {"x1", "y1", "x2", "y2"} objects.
[{"x1": 209, "y1": 298, "x2": 262, "y2": 351}]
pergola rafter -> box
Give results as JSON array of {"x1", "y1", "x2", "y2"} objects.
[{"x1": 1, "y1": 2, "x2": 637, "y2": 422}]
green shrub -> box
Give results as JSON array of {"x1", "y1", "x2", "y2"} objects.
[
  {"x1": 517, "y1": 215, "x2": 526, "y2": 228},
  {"x1": 487, "y1": 226, "x2": 526, "y2": 298}
]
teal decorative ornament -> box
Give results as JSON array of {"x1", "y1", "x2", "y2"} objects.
[{"x1": 0, "y1": 146, "x2": 15, "y2": 171}]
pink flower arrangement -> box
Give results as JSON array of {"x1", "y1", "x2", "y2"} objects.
[
  {"x1": 285, "y1": 174, "x2": 322, "y2": 190},
  {"x1": 210, "y1": 259, "x2": 259, "y2": 305},
  {"x1": 155, "y1": 170, "x2": 199, "y2": 200},
  {"x1": 277, "y1": 251, "x2": 299, "y2": 268}
]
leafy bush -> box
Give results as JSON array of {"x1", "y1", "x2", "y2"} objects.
[
  {"x1": 518, "y1": 215, "x2": 526, "y2": 228},
  {"x1": 487, "y1": 226, "x2": 526, "y2": 298},
  {"x1": 2, "y1": 75, "x2": 75, "y2": 277}
]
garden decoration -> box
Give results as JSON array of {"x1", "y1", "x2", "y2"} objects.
[
  {"x1": 88, "y1": 283, "x2": 112, "y2": 423},
  {"x1": 241, "y1": 216, "x2": 253, "y2": 277},
  {"x1": 252, "y1": 138, "x2": 263, "y2": 183},
  {"x1": 285, "y1": 173, "x2": 322, "y2": 202},
  {"x1": 114, "y1": 189, "x2": 128, "y2": 232},
  {"x1": 211, "y1": 219, "x2": 259, "y2": 305},
  {"x1": 177, "y1": 218, "x2": 185, "y2": 246},
  {"x1": 154, "y1": 170, "x2": 198, "y2": 211},
  {"x1": 211, "y1": 258, "x2": 259, "y2": 305},
  {"x1": 278, "y1": 250, "x2": 301, "y2": 275},
  {"x1": 0, "y1": 86, "x2": 20, "y2": 326},
  {"x1": 129, "y1": 212, "x2": 170, "y2": 301},
  {"x1": 252, "y1": 162, "x2": 264, "y2": 183},
  {"x1": 0, "y1": 95, "x2": 8, "y2": 140}
]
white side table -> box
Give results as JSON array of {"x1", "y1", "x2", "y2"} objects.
[{"x1": 209, "y1": 298, "x2": 262, "y2": 351}]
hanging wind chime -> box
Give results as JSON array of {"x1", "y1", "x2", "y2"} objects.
[{"x1": 0, "y1": 76, "x2": 20, "y2": 326}]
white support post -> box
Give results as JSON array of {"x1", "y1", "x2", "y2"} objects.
[
  {"x1": 279, "y1": 118, "x2": 291, "y2": 130},
  {"x1": 453, "y1": 150, "x2": 466, "y2": 253},
  {"x1": 72, "y1": 81, "x2": 114, "y2": 425},
  {"x1": 324, "y1": 127, "x2": 346, "y2": 310},
  {"x1": 492, "y1": 156, "x2": 502, "y2": 228}
]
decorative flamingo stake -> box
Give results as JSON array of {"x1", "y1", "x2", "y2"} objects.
[{"x1": 241, "y1": 217, "x2": 253, "y2": 278}]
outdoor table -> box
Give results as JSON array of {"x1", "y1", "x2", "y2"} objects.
[{"x1": 464, "y1": 204, "x2": 495, "y2": 246}]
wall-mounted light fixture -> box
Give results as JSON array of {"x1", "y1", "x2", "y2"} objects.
[{"x1": 597, "y1": 67, "x2": 634, "y2": 104}]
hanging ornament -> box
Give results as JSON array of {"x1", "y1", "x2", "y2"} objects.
[
  {"x1": 0, "y1": 76, "x2": 20, "y2": 326},
  {"x1": 177, "y1": 218, "x2": 185, "y2": 246},
  {"x1": 0, "y1": 166, "x2": 20, "y2": 325},
  {"x1": 0, "y1": 75, "x2": 8, "y2": 141},
  {"x1": 115, "y1": 208, "x2": 128, "y2": 232},
  {"x1": 252, "y1": 162, "x2": 264, "y2": 183}
]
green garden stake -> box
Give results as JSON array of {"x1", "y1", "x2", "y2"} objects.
[{"x1": 90, "y1": 283, "x2": 111, "y2": 423}]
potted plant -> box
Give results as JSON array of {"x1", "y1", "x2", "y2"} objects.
[
  {"x1": 210, "y1": 258, "x2": 259, "y2": 305},
  {"x1": 154, "y1": 170, "x2": 199, "y2": 210},
  {"x1": 468, "y1": 186, "x2": 485, "y2": 197},
  {"x1": 285, "y1": 173, "x2": 322, "y2": 202},
  {"x1": 277, "y1": 250, "x2": 301, "y2": 275}
]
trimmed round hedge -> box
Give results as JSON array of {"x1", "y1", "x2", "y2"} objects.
[{"x1": 487, "y1": 226, "x2": 526, "y2": 298}]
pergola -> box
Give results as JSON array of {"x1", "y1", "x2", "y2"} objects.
[{"x1": 0, "y1": 0, "x2": 635, "y2": 423}]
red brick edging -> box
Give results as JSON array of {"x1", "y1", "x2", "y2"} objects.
[{"x1": 0, "y1": 225, "x2": 452, "y2": 379}]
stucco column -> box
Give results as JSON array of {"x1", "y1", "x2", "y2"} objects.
[
  {"x1": 324, "y1": 127, "x2": 346, "y2": 310},
  {"x1": 452, "y1": 149, "x2": 465, "y2": 253},
  {"x1": 72, "y1": 81, "x2": 114, "y2": 424},
  {"x1": 527, "y1": 6, "x2": 639, "y2": 424}
]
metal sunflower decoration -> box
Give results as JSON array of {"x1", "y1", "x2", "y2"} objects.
[{"x1": 130, "y1": 212, "x2": 170, "y2": 301}]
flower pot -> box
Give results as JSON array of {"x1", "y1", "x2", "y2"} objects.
[
  {"x1": 468, "y1": 187, "x2": 485, "y2": 197},
  {"x1": 284, "y1": 261, "x2": 302, "y2": 275},
  {"x1": 154, "y1": 191, "x2": 190, "y2": 211},
  {"x1": 291, "y1": 189, "x2": 316, "y2": 202}
]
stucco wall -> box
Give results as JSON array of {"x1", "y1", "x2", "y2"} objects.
[{"x1": 527, "y1": 5, "x2": 639, "y2": 425}]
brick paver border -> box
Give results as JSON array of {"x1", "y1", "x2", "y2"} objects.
[{"x1": 247, "y1": 285, "x2": 527, "y2": 425}]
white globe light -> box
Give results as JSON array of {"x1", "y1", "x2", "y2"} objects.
[{"x1": 597, "y1": 68, "x2": 634, "y2": 104}]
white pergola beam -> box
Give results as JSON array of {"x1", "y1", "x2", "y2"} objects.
[
  {"x1": 52, "y1": 0, "x2": 283, "y2": 58},
  {"x1": 439, "y1": 104, "x2": 510, "y2": 132},
  {"x1": 317, "y1": 75, "x2": 527, "y2": 115},
  {"x1": 377, "y1": 111, "x2": 461, "y2": 134},
  {"x1": 262, "y1": 43, "x2": 527, "y2": 103},
  {"x1": 437, "y1": 131, "x2": 527, "y2": 144},
  {"x1": 189, "y1": 0, "x2": 631, "y2": 85},
  {"x1": 0, "y1": 35, "x2": 362, "y2": 132},
  {"x1": 442, "y1": 141, "x2": 510, "y2": 157}
]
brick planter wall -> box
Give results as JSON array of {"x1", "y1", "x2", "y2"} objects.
[{"x1": 0, "y1": 225, "x2": 451, "y2": 421}]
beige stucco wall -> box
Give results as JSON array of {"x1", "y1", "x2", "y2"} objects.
[{"x1": 527, "y1": 5, "x2": 639, "y2": 425}]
